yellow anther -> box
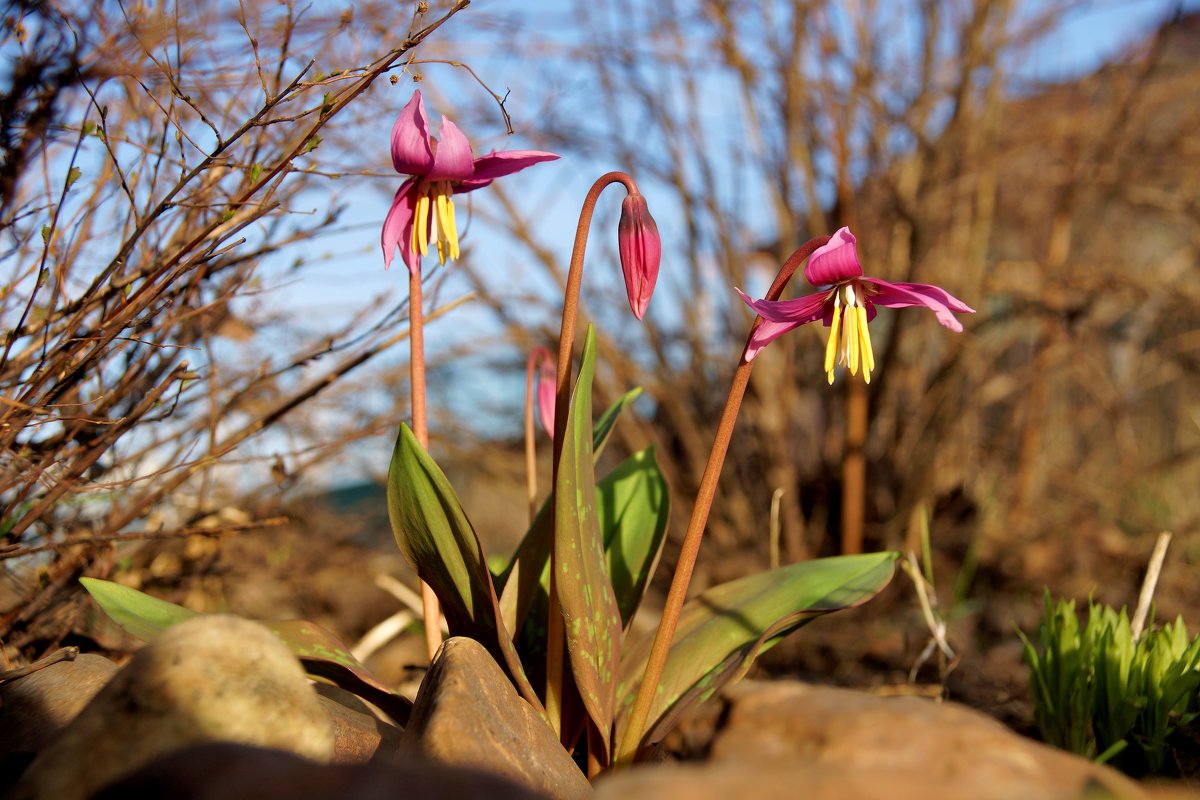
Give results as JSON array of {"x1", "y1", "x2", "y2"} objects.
[
  {"x1": 441, "y1": 192, "x2": 459, "y2": 260},
  {"x1": 844, "y1": 300, "x2": 860, "y2": 376},
  {"x1": 435, "y1": 186, "x2": 459, "y2": 263},
  {"x1": 824, "y1": 298, "x2": 842, "y2": 376},
  {"x1": 856, "y1": 305, "x2": 875, "y2": 383},
  {"x1": 411, "y1": 193, "x2": 431, "y2": 257}
]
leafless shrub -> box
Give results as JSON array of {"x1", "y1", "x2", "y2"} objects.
[
  {"x1": 0, "y1": 0, "x2": 471, "y2": 653},
  {"x1": 443, "y1": 1, "x2": 1200, "y2": 589}
]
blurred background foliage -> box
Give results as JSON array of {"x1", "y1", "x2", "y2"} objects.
[{"x1": 1, "y1": 0, "x2": 1197, "y2": 705}]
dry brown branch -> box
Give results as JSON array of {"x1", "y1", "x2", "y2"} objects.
[{"x1": 0, "y1": 0, "x2": 474, "y2": 649}]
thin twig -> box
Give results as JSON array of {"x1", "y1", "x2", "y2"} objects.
[
  {"x1": 1131, "y1": 531, "x2": 1173, "y2": 641},
  {"x1": 0, "y1": 517, "x2": 288, "y2": 561},
  {"x1": 0, "y1": 646, "x2": 79, "y2": 685}
]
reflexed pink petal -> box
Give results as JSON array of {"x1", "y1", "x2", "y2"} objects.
[
  {"x1": 866, "y1": 278, "x2": 975, "y2": 331},
  {"x1": 390, "y1": 91, "x2": 434, "y2": 175},
  {"x1": 743, "y1": 319, "x2": 802, "y2": 362},
  {"x1": 456, "y1": 150, "x2": 561, "y2": 192},
  {"x1": 381, "y1": 179, "x2": 420, "y2": 274},
  {"x1": 804, "y1": 227, "x2": 863, "y2": 286},
  {"x1": 427, "y1": 117, "x2": 476, "y2": 181},
  {"x1": 736, "y1": 287, "x2": 832, "y2": 325},
  {"x1": 618, "y1": 193, "x2": 661, "y2": 320}
]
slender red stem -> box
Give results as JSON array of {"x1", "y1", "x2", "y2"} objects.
[
  {"x1": 409, "y1": 269, "x2": 442, "y2": 662},
  {"x1": 547, "y1": 171, "x2": 638, "y2": 736},
  {"x1": 615, "y1": 235, "x2": 830, "y2": 764}
]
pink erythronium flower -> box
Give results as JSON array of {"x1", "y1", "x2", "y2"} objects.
[
  {"x1": 382, "y1": 90, "x2": 560, "y2": 273},
  {"x1": 618, "y1": 193, "x2": 661, "y2": 320},
  {"x1": 531, "y1": 346, "x2": 557, "y2": 438},
  {"x1": 736, "y1": 227, "x2": 975, "y2": 384}
]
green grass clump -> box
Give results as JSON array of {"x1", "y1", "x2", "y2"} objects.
[{"x1": 1021, "y1": 591, "x2": 1200, "y2": 775}]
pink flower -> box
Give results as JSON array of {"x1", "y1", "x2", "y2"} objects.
[
  {"x1": 737, "y1": 227, "x2": 974, "y2": 384},
  {"x1": 618, "y1": 193, "x2": 661, "y2": 320},
  {"x1": 381, "y1": 90, "x2": 560, "y2": 273},
  {"x1": 531, "y1": 346, "x2": 557, "y2": 437}
]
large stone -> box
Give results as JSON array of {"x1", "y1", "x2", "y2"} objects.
[
  {"x1": 400, "y1": 637, "x2": 591, "y2": 800},
  {"x1": 597, "y1": 681, "x2": 1145, "y2": 800},
  {"x1": 10, "y1": 615, "x2": 334, "y2": 800},
  {"x1": 93, "y1": 742, "x2": 550, "y2": 800},
  {"x1": 313, "y1": 685, "x2": 401, "y2": 764},
  {"x1": 0, "y1": 653, "x2": 117, "y2": 792}
]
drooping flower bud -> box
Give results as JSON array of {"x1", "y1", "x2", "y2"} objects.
[{"x1": 618, "y1": 193, "x2": 661, "y2": 320}]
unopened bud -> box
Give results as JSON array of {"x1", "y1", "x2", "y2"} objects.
[{"x1": 618, "y1": 193, "x2": 661, "y2": 321}]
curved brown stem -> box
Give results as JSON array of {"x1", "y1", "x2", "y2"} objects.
[
  {"x1": 615, "y1": 235, "x2": 831, "y2": 765},
  {"x1": 546, "y1": 171, "x2": 638, "y2": 735}
]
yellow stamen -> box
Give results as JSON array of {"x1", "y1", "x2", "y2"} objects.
[
  {"x1": 844, "y1": 298, "x2": 860, "y2": 376},
  {"x1": 856, "y1": 305, "x2": 875, "y2": 384},
  {"x1": 824, "y1": 297, "x2": 842, "y2": 377},
  {"x1": 435, "y1": 187, "x2": 459, "y2": 264},
  {"x1": 412, "y1": 192, "x2": 431, "y2": 257},
  {"x1": 441, "y1": 189, "x2": 459, "y2": 260}
]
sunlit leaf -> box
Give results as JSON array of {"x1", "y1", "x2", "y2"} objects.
[
  {"x1": 592, "y1": 386, "x2": 641, "y2": 462},
  {"x1": 614, "y1": 552, "x2": 899, "y2": 749},
  {"x1": 386, "y1": 424, "x2": 542, "y2": 712},
  {"x1": 80, "y1": 577, "x2": 197, "y2": 641},
  {"x1": 554, "y1": 325, "x2": 622, "y2": 759},
  {"x1": 79, "y1": 578, "x2": 412, "y2": 723},
  {"x1": 599, "y1": 446, "x2": 668, "y2": 626}
]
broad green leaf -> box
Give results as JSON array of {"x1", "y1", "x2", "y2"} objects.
[
  {"x1": 614, "y1": 552, "x2": 899, "y2": 749},
  {"x1": 498, "y1": 446, "x2": 668, "y2": 641},
  {"x1": 79, "y1": 578, "x2": 412, "y2": 723},
  {"x1": 592, "y1": 387, "x2": 642, "y2": 462},
  {"x1": 496, "y1": 385, "x2": 644, "y2": 632},
  {"x1": 555, "y1": 325, "x2": 622, "y2": 759},
  {"x1": 387, "y1": 424, "x2": 541, "y2": 712},
  {"x1": 599, "y1": 446, "x2": 669, "y2": 627}
]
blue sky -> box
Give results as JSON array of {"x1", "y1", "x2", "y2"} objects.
[
  {"x1": 0, "y1": 0, "x2": 1188, "y2": 505},
  {"x1": 145, "y1": 0, "x2": 1200, "y2": 483}
]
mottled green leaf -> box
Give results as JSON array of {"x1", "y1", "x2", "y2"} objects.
[
  {"x1": 79, "y1": 578, "x2": 412, "y2": 723},
  {"x1": 386, "y1": 424, "x2": 541, "y2": 712},
  {"x1": 614, "y1": 552, "x2": 899, "y2": 749},
  {"x1": 555, "y1": 325, "x2": 622, "y2": 758},
  {"x1": 496, "y1": 385, "x2": 644, "y2": 632}
]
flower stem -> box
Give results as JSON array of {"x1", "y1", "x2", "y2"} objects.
[
  {"x1": 409, "y1": 269, "x2": 442, "y2": 662},
  {"x1": 614, "y1": 235, "x2": 830, "y2": 765},
  {"x1": 547, "y1": 171, "x2": 638, "y2": 737}
]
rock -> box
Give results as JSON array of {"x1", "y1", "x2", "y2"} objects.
[
  {"x1": 10, "y1": 615, "x2": 335, "y2": 800},
  {"x1": 597, "y1": 681, "x2": 1144, "y2": 800},
  {"x1": 400, "y1": 637, "x2": 591, "y2": 800},
  {"x1": 313, "y1": 684, "x2": 401, "y2": 764},
  {"x1": 0, "y1": 653, "x2": 117, "y2": 792},
  {"x1": 93, "y1": 742, "x2": 551, "y2": 800}
]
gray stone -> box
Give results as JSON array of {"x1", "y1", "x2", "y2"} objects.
[
  {"x1": 0, "y1": 653, "x2": 118, "y2": 792},
  {"x1": 10, "y1": 614, "x2": 334, "y2": 800},
  {"x1": 400, "y1": 637, "x2": 591, "y2": 800},
  {"x1": 597, "y1": 681, "x2": 1145, "y2": 800}
]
